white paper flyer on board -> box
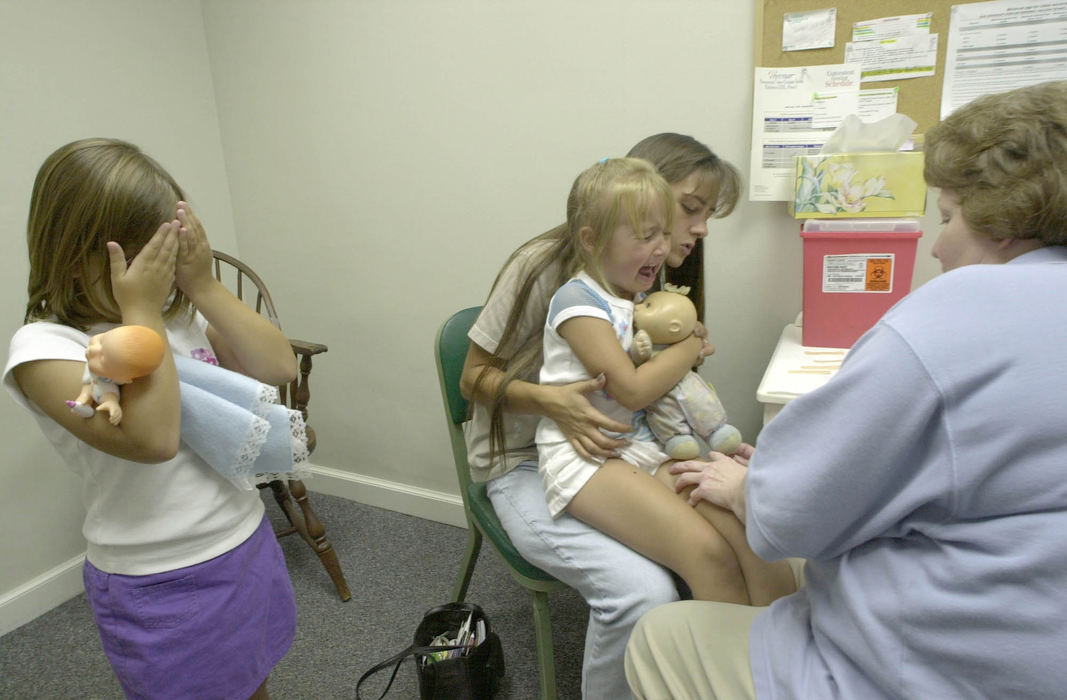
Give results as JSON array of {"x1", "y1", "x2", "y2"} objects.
[
  {"x1": 941, "y1": 0, "x2": 1067, "y2": 119},
  {"x1": 749, "y1": 65, "x2": 861, "y2": 201}
]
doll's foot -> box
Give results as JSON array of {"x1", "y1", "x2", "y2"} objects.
[
  {"x1": 665, "y1": 435, "x2": 701, "y2": 460},
  {"x1": 66, "y1": 400, "x2": 95, "y2": 418},
  {"x1": 709, "y1": 425, "x2": 742, "y2": 456}
]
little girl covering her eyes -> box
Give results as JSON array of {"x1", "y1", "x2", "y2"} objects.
[
  {"x1": 3, "y1": 138, "x2": 301, "y2": 700},
  {"x1": 535, "y1": 157, "x2": 795, "y2": 604}
]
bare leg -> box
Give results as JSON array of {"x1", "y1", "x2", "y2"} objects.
[
  {"x1": 657, "y1": 468, "x2": 796, "y2": 606},
  {"x1": 568, "y1": 459, "x2": 750, "y2": 604},
  {"x1": 71, "y1": 385, "x2": 93, "y2": 406}
]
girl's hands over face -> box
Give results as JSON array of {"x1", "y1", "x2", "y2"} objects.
[
  {"x1": 175, "y1": 202, "x2": 215, "y2": 298},
  {"x1": 107, "y1": 220, "x2": 179, "y2": 321}
]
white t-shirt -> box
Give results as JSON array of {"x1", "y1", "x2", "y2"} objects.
[
  {"x1": 3, "y1": 312, "x2": 263, "y2": 575},
  {"x1": 536, "y1": 271, "x2": 653, "y2": 446}
]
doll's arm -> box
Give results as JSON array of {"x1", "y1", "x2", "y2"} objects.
[
  {"x1": 174, "y1": 204, "x2": 296, "y2": 385},
  {"x1": 559, "y1": 316, "x2": 703, "y2": 411},
  {"x1": 630, "y1": 329, "x2": 653, "y2": 365},
  {"x1": 68, "y1": 367, "x2": 94, "y2": 407}
]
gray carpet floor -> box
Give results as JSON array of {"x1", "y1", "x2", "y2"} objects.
[{"x1": 0, "y1": 492, "x2": 591, "y2": 699}]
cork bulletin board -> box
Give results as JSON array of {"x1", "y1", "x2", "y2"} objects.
[{"x1": 755, "y1": 0, "x2": 956, "y2": 134}]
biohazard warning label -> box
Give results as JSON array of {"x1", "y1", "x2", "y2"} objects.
[{"x1": 822, "y1": 254, "x2": 894, "y2": 293}]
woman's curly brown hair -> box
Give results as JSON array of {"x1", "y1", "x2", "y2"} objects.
[{"x1": 924, "y1": 80, "x2": 1067, "y2": 244}]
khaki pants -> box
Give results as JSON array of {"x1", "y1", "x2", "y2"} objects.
[{"x1": 625, "y1": 559, "x2": 805, "y2": 700}]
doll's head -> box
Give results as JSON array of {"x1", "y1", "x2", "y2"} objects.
[
  {"x1": 86, "y1": 325, "x2": 165, "y2": 384},
  {"x1": 25, "y1": 138, "x2": 189, "y2": 330},
  {"x1": 633, "y1": 287, "x2": 698, "y2": 344}
]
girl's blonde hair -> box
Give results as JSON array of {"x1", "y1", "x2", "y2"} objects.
[
  {"x1": 924, "y1": 80, "x2": 1067, "y2": 244},
  {"x1": 479, "y1": 157, "x2": 674, "y2": 462},
  {"x1": 567, "y1": 157, "x2": 676, "y2": 293},
  {"x1": 25, "y1": 138, "x2": 189, "y2": 330}
]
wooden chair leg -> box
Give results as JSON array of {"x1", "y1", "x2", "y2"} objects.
[
  {"x1": 451, "y1": 525, "x2": 482, "y2": 603},
  {"x1": 531, "y1": 590, "x2": 558, "y2": 700},
  {"x1": 287, "y1": 478, "x2": 352, "y2": 602},
  {"x1": 266, "y1": 480, "x2": 299, "y2": 537}
]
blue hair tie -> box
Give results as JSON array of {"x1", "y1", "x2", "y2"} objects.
[{"x1": 598, "y1": 157, "x2": 609, "y2": 164}]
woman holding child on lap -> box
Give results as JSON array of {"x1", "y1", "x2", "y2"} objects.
[{"x1": 461, "y1": 133, "x2": 796, "y2": 698}]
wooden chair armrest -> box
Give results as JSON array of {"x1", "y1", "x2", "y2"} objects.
[
  {"x1": 289, "y1": 339, "x2": 328, "y2": 357},
  {"x1": 285, "y1": 339, "x2": 327, "y2": 455}
]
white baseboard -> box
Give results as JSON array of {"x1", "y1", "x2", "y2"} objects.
[
  {"x1": 0, "y1": 465, "x2": 466, "y2": 637},
  {"x1": 304, "y1": 464, "x2": 468, "y2": 528},
  {"x1": 0, "y1": 554, "x2": 85, "y2": 637}
]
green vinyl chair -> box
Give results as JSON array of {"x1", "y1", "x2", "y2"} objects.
[{"x1": 434, "y1": 306, "x2": 563, "y2": 700}]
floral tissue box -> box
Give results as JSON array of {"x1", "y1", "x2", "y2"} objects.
[{"x1": 789, "y1": 151, "x2": 926, "y2": 219}]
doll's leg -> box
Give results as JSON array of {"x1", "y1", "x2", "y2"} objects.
[
  {"x1": 67, "y1": 384, "x2": 95, "y2": 416},
  {"x1": 658, "y1": 468, "x2": 796, "y2": 606},
  {"x1": 646, "y1": 397, "x2": 701, "y2": 460},
  {"x1": 568, "y1": 459, "x2": 750, "y2": 605},
  {"x1": 95, "y1": 391, "x2": 124, "y2": 426}
]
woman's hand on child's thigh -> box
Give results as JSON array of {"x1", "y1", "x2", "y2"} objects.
[
  {"x1": 668, "y1": 452, "x2": 748, "y2": 515},
  {"x1": 108, "y1": 220, "x2": 179, "y2": 320},
  {"x1": 175, "y1": 202, "x2": 215, "y2": 296}
]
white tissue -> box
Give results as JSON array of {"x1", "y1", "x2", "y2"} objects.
[{"x1": 820, "y1": 113, "x2": 917, "y2": 154}]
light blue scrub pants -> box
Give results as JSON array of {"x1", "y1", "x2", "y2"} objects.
[{"x1": 487, "y1": 462, "x2": 680, "y2": 700}]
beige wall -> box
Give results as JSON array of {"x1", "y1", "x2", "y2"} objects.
[
  {"x1": 201, "y1": 0, "x2": 942, "y2": 492},
  {"x1": 1, "y1": 0, "x2": 944, "y2": 630}
]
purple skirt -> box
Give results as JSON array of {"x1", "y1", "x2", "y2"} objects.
[{"x1": 83, "y1": 516, "x2": 297, "y2": 699}]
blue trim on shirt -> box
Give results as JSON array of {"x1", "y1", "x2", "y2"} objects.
[{"x1": 548, "y1": 278, "x2": 614, "y2": 326}]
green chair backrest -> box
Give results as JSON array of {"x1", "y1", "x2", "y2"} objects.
[{"x1": 434, "y1": 306, "x2": 483, "y2": 508}]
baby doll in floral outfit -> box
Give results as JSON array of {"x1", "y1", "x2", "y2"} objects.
[{"x1": 631, "y1": 285, "x2": 742, "y2": 459}]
